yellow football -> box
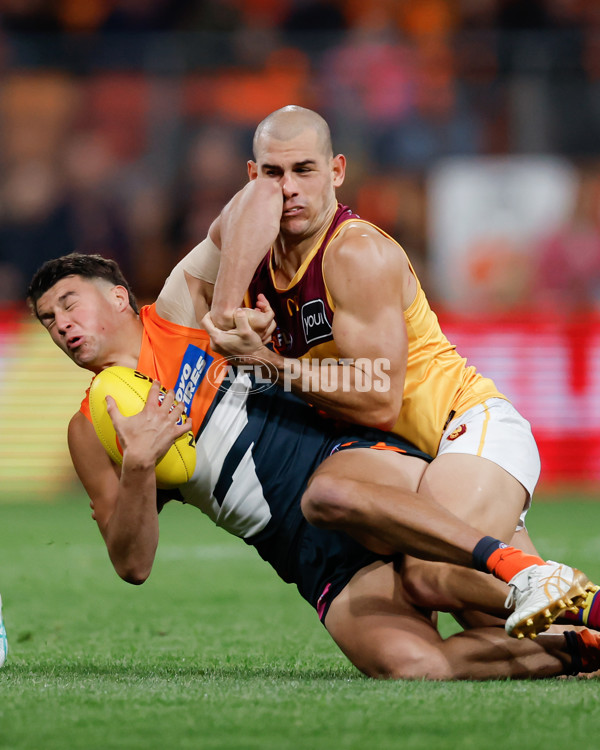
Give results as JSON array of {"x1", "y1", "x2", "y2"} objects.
[{"x1": 89, "y1": 366, "x2": 196, "y2": 489}]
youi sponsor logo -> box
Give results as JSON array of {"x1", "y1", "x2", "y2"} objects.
[{"x1": 301, "y1": 299, "x2": 332, "y2": 345}]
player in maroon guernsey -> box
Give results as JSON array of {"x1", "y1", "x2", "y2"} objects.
[{"x1": 199, "y1": 105, "x2": 600, "y2": 640}]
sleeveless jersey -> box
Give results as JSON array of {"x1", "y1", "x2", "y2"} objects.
[
  {"x1": 79, "y1": 303, "x2": 431, "y2": 614},
  {"x1": 246, "y1": 203, "x2": 506, "y2": 457},
  {"x1": 248, "y1": 203, "x2": 353, "y2": 358}
]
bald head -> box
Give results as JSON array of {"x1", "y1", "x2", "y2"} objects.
[{"x1": 253, "y1": 106, "x2": 333, "y2": 160}]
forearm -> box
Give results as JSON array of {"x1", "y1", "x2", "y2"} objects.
[
  {"x1": 69, "y1": 394, "x2": 186, "y2": 586},
  {"x1": 103, "y1": 462, "x2": 159, "y2": 585},
  {"x1": 259, "y1": 347, "x2": 399, "y2": 430},
  {"x1": 211, "y1": 247, "x2": 267, "y2": 331},
  {"x1": 211, "y1": 180, "x2": 282, "y2": 330}
]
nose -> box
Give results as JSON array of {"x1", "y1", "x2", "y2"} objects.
[
  {"x1": 55, "y1": 311, "x2": 71, "y2": 335},
  {"x1": 280, "y1": 172, "x2": 298, "y2": 198}
]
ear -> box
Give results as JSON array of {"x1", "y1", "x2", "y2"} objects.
[
  {"x1": 112, "y1": 285, "x2": 131, "y2": 312},
  {"x1": 332, "y1": 154, "x2": 346, "y2": 188},
  {"x1": 247, "y1": 160, "x2": 258, "y2": 181}
]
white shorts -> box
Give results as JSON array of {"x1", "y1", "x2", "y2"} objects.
[{"x1": 437, "y1": 398, "x2": 541, "y2": 530}]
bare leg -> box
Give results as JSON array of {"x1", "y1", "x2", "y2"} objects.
[
  {"x1": 401, "y1": 528, "x2": 539, "y2": 620},
  {"x1": 417, "y1": 453, "x2": 528, "y2": 540},
  {"x1": 302, "y1": 449, "x2": 593, "y2": 635},
  {"x1": 398, "y1": 455, "x2": 538, "y2": 622},
  {"x1": 324, "y1": 561, "x2": 576, "y2": 680},
  {"x1": 302, "y1": 449, "x2": 485, "y2": 566}
]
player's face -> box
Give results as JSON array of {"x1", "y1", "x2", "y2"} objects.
[
  {"x1": 36, "y1": 275, "x2": 123, "y2": 370},
  {"x1": 248, "y1": 128, "x2": 345, "y2": 242}
]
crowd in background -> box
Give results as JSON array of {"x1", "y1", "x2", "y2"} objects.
[
  {"x1": 0, "y1": 0, "x2": 600, "y2": 309},
  {"x1": 0, "y1": 0, "x2": 597, "y2": 37}
]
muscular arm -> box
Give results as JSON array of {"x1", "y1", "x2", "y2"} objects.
[
  {"x1": 204, "y1": 225, "x2": 413, "y2": 430},
  {"x1": 210, "y1": 179, "x2": 283, "y2": 329},
  {"x1": 155, "y1": 180, "x2": 279, "y2": 336},
  {"x1": 68, "y1": 383, "x2": 189, "y2": 584},
  {"x1": 273, "y1": 226, "x2": 410, "y2": 429}
]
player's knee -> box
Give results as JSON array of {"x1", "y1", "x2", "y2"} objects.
[
  {"x1": 360, "y1": 644, "x2": 452, "y2": 681},
  {"x1": 301, "y1": 473, "x2": 354, "y2": 528}
]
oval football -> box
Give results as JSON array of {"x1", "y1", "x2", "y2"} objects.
[{"x1": 89, "y1": 366, "x2": 196, "y2": 489}]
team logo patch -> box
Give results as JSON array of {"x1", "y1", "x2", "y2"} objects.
[
  {"x1": 301, "y1": 298, "x2": 332, "y2": 345},
  {"x1": 286, "y1": 296, "x2": 300, "y2": 316},
  {"x1": 447, "y1": 424, "x2": 467, "y2": 441},
  {"x1": 174, "y1": 345, "x2": 213, "y2": 413},
  {"x1": 272, "y1": 327, "x2": 293, "y2": 353}
]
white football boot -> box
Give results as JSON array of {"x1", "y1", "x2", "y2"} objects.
[
  {"x1": 505, "y1": 561, "x2": 595, "y2": 639},
  {"x1": 0, "y1": 594, "x2": 7, "y2": 667}
]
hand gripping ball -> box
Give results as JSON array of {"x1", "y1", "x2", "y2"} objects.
[{"x1": 89, "y1": 366, "x2": 196, "y2": 489}]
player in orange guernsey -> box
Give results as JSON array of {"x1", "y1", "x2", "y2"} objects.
[
  {"x1": 27, "y1": 252, "x2": 600, "y2": 679},
  {"x1": 201, "y1": 105, "x2": 600, "y2": 639}
]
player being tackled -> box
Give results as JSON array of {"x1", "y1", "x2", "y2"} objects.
[{"x1": 27, "y1": 249, "x2": 600, "y2": 679}]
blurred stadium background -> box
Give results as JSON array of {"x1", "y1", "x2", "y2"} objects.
[{"x1": 1, "y1": 0, "x2": 600, "y2": 497}]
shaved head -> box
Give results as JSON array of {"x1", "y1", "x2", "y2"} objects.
[{"x1": 253, "y1": 106, "x2": 333, "y2": 160}]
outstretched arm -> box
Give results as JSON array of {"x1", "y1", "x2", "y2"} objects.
[{"x1": 68, "y1": 383, "x2": 190, "y2": 584}]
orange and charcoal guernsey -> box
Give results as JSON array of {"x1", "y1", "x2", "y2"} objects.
[{"x1": 80, "y1": 303, "x2": 224, "y2": 426}]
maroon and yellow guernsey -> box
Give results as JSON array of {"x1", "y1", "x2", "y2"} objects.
[{"x1": 247, "y1": 203, "x2": 505, "y2": 456}]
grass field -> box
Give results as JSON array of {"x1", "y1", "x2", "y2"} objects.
[{"x1": 2, "y1": 491, "x2": 600, "y2": 750}]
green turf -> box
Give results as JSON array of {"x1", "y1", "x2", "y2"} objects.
[{"x1": 1, "y1": 492, "x2": 600, "y2": 750}]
